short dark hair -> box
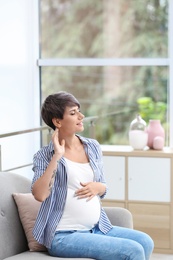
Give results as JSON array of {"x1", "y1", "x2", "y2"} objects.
[{"x1": 41, "y1": 91, "x2": 80, "y2": 130}]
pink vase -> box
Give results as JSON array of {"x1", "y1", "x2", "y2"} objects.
[{"x1": 147, "y1": 120, "x2": 165, "y2": 150}]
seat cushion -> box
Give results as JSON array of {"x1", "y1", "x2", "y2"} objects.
[{"x1": 3, "y1": 251, "x2": 94, "y2": 260}]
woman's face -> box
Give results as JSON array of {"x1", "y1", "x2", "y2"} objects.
[{"x1": 59, "y1": 106, "x2": 85, "y2": 134}]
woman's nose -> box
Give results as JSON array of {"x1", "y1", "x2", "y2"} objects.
[{"x1": 79, "y1": 112, "x2": 85, "y2": 119}]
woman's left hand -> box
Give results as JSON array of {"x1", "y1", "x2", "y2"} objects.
[{"x1": 75, "y1": 182, "x2": 106, "y2": 201}]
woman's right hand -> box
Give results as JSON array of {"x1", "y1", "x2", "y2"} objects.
[{"x1": 52, "y1": 128, "x2": 65, "y2": 158}]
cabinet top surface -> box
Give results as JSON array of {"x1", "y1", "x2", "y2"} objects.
[{"x1": 101, "y1": 145, "x2": 173, "y2": 157}]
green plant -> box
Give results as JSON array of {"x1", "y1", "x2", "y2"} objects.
[{"x1": 137, "y1": 97, "x2": 167, "y2": 123}]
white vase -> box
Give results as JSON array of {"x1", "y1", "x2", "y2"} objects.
[
  {"x1": 129, "y1": 114, "x2": 148, "y2": 150},
  {"x1": 129, "y1": 130, "x2": 148, "y2": 150}
]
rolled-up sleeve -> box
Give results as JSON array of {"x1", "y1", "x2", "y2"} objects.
[{"x1": 31, "y1": 148, "x2": 51, "y2": 191}]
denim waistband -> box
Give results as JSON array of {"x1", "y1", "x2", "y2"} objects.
[{"x1": 55, "y1": 229, "x2": 93, "y2": 234}]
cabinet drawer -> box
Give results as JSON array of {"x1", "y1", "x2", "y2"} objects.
[
  {"x1": 102, "y1": 199, "x2": 125, "y2": 208},
  {"x1": 128, "y1": 203, "x2": 171, "y2": 249},
  {"x1": 103, "y1": 156, "x2": 125, "y2": 200},
  {"x1": 128, "y1": 157, "x2": 170, "y2": 202}
]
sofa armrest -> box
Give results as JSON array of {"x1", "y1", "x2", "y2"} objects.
[{"x1": 104, "y1": 207, "x2": 133, "y2": 229}]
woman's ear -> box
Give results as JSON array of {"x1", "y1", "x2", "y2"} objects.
[{"x1": 52, "y1": 118, "x2": 61, "y2": 128}]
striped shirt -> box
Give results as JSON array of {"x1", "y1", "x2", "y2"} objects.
[{"x1": 31, "y1": 135, "x2": 113, "y2": 249}]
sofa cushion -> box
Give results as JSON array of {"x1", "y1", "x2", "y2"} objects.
[
  {"x1": 3, "y1": 251, "x2": 92, "y2": 260},
  {"x1": 13, "y1": 193, "x2": 47, "y2": 252}
]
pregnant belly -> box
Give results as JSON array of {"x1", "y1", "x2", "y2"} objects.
[{"x1": 57, "y1": 188, "x2": 101, "y2": 230}]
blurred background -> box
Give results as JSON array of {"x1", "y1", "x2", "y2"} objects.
[
  {"x1": 40, "y1": 0, "x2": 169, "y2": 145},
  {"x1": 0, "y1": 0, "x2": 172, "y2": 176}
]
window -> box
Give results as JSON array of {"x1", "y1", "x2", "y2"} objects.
[{"x1": 38, "y1": 0, "x2": 172, "y2": 146}]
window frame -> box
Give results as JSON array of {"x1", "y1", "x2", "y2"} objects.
[{"x1": 37, "y1": 1, "x2": 173, "y2": 148}]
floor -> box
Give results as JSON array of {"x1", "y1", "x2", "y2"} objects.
[{"x1": 151, "y1": 254, "x2": 173, "y2": 259}]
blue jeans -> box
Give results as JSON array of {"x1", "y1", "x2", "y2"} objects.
[{"x1": 48, "y1": 225, "x2": 154, "y2": 259}]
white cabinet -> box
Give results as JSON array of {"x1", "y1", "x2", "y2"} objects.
[
  {"x1": 103, "y1": 156, "x2": 125, "y2": 200},
  {"x1": 128, "y1": 157, "x2": 170, "y2": 202},
  {"x1": 101, "y1": 145, "x2": 173, "y2": 253}
]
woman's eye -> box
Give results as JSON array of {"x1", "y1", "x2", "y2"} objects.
[{"x1": 70, "y1": 109, "x2": 81, "y2": 115}]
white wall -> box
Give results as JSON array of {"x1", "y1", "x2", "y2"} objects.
[{"x1": 0, "y1": 0, "x2": 40, "y2": 179}]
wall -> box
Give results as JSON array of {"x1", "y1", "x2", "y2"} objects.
[{"x1": 0, "y1": 0, "x2": 40, "y2": 179}]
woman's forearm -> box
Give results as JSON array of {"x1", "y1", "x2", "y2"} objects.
[{"x1": 32, "y1": 154, "x2": 61, "y2": 202}]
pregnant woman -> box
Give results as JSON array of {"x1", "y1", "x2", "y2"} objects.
[{"x1": 31, "y1": 91, "x2": 154, "y2": 260}]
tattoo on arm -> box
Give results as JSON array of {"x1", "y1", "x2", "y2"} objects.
[{"x1": 48, "y1": 169, "x2": 56, "y2": 191}]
